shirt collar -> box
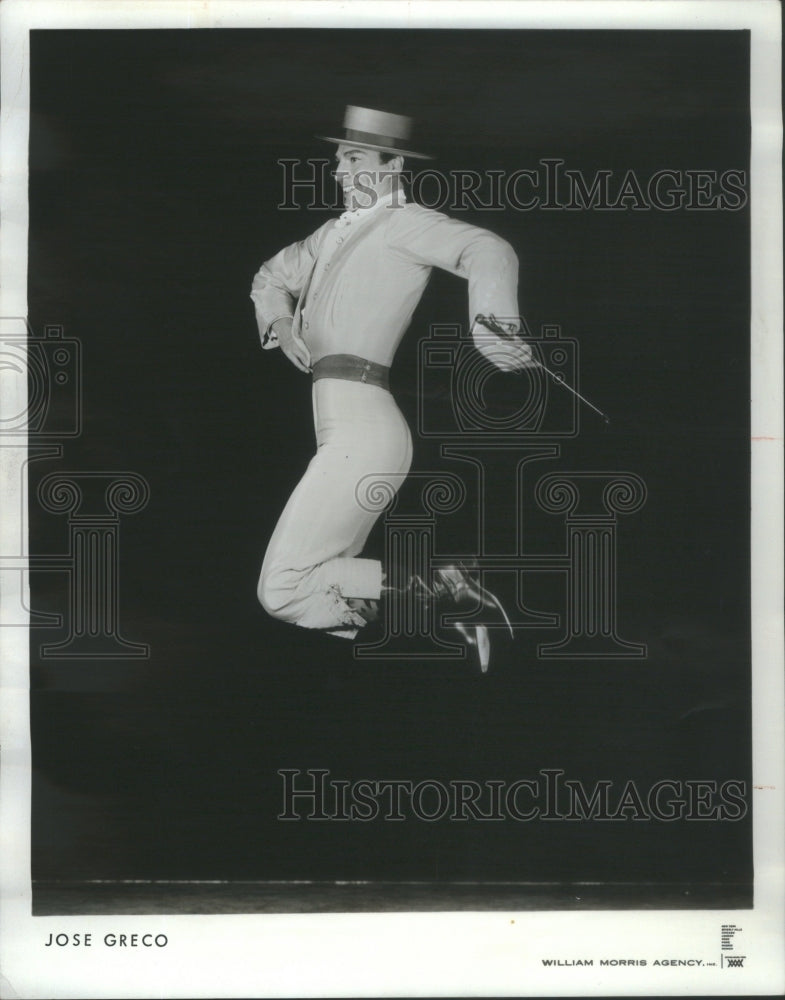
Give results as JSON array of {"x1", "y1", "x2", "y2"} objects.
[{"x1": 335, "y1": 190, "x2": 406, "y2": 229}]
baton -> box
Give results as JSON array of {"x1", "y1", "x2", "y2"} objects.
[{"x1": 474, "y1": 314, "x2": 611, "y2": 424}]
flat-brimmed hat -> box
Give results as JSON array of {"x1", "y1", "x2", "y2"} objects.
[{"x1": 317, "y1": 105, "x2": 433, "y2": 160}]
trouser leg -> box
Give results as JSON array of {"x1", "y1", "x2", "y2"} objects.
[{"x1": 258, "y1": 380, "x2": 412, "y2": 636}]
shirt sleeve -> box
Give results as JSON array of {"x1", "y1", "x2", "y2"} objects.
[
  {"x1": 385, "y1": 205, "x2": 523, "y2": 364},
  {"x1": 250, "y1": 225, "x2": 326, "y2": 349}
]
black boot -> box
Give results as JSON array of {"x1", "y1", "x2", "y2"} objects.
[
  {"x1": 382, "y1": 563, "x2": 513, "y2": 673},
  {"x1": 432, "y1": 564, "x2": 513, "y2": 673}
]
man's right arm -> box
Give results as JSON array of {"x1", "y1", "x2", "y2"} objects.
[{"x1": 249, "y1": 228, "x2": 322, "y2": 350}]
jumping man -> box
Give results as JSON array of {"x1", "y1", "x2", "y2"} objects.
[{"x1": 251, "y1": 106, "x2": 534, "y2": 670}]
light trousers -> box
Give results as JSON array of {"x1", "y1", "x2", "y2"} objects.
[{"x1": 258, "y1": 378, "x2": 413, "y2": 637}]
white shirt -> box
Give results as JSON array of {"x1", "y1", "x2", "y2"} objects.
[{"x1": 251, "y1": 197, "x2": 522, "y2": 367}]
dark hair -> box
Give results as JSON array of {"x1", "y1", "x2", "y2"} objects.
[{"x1": 379, "y1": 151, "x2": 403, "y2": 165}]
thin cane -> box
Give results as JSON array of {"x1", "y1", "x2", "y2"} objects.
[{"x1": 474, "y1": 314, "x2": 611, "y2": 424}]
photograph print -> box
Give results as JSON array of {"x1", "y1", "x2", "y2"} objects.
[
  {"x1": 17, "y1": 21, "x2": 758, "y2": 919},
  {"x1": 1, "y1": 12, "x2": 781, "y2": 997}
]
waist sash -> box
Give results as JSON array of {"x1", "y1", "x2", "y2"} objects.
[{"x1": 312, "y1": 354, "x2": 391, "y2": 391}]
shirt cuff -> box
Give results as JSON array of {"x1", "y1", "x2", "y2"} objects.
[{"x1": 261, "y1": 315, "x2": 293, "y2": 350}]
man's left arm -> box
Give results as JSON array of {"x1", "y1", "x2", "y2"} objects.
[{"x1": 387, "y1": 207, "x2": 535, "y2": 370}]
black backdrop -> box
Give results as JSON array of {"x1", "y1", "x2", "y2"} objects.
[{"x1": 28, "y1": 29, "x2": 751, "y2": 896}]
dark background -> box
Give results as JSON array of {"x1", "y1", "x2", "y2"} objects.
[{"x1": 28, "y1": 29, "x2": 751, "y2": 897}]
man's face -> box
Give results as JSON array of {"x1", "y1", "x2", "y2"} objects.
[{"x1": 334, "y1": 145, "x2": 401, "y2": 210}]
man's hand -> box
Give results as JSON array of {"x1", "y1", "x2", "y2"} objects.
[
  {"x1": 484, "y1": 337, "x2": 535, "y2": 372},
  {"x1": 272, "y1": 317, "x2": 311, "y2": 373},
  {"x1": 471, "y1": 315, "x2": 536, "y2": 372}
]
